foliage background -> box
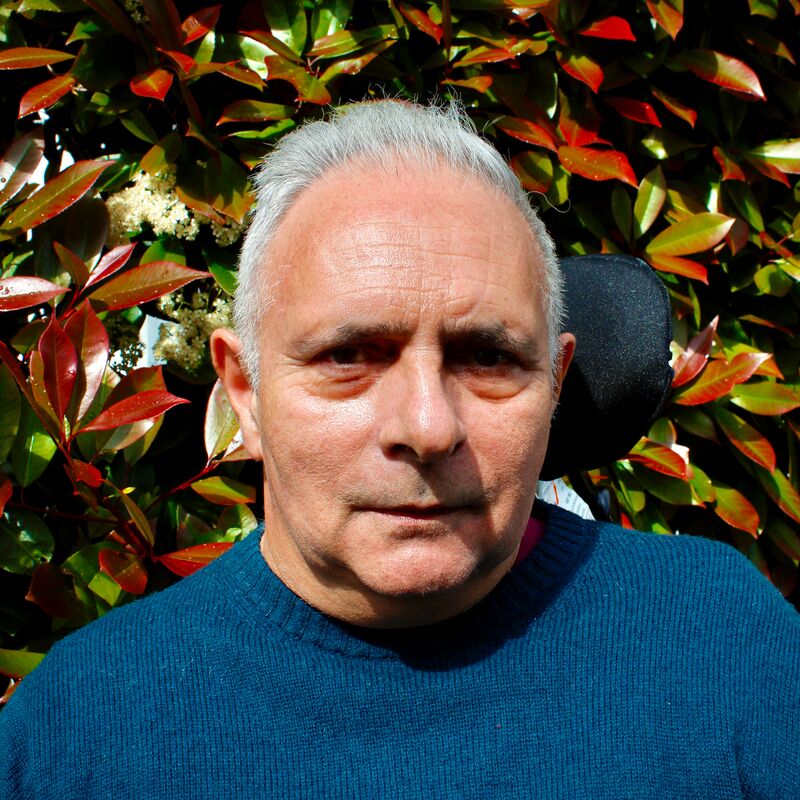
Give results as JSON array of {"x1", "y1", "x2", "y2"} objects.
[{"x1": 0, "y1": 0, "x2": 799, "y2": 692}]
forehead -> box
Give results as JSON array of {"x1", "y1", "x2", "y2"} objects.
[{"x1": 263, "y1": 162, "x2": 545, "y2": 341}]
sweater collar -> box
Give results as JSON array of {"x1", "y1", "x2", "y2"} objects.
[{"x1": 211, "y1": 502, "x2": 595, "y2": 662}]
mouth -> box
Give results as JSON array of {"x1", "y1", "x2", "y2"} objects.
[{"x1": 361, "y1": 505, "x2": 473, "y2": 521}]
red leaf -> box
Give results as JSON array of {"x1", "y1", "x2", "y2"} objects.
[
  {"x1": 557, "y1": 50, "x2": 604, "y2": 93},
  {"x1": 673, "y1": 353, "x2": 764, "y2": 406},
  {"x1": 397, "y1": 2, "x2": 443, "y2": 43},
  {"x1": 441, "y1": 76, "x2": 493, "y2": 94},
  {"x1": 159, "y1": 542, "x2": 234, "y2": 577},
  {"x1": 83, "y1": 243, "x2": 137, "y2": 291},
  {"x1": 140, "y1": 0, "x2": 183, "y2": 50},
  {"x1": 650, "y1": 87, "x2": 697, "y2": 127},
  {"x1": 98, "y1": 549, "x2": 148, "y2": 595},
  {"x1": 730, "y1": 382, "x2": 800, "y2": 416},
  {"x1": 161, "y1": 49, "x2": 196, "y2": 74},
  {"x1": 18, "y1": 75, "x2": 74, "y2": 119},
  {"x1": 627, "y1": 440, "x2": 689, "y2": 479},
  {"x1": 53, "y1": 242, "x2": 90, "y2": 286},
  {"x1": 712, "y1": 147, "x2": 746, "y2": 181},
  {"x1": 130, "y1": 67, "x2": 174, "y2": 101},
  {"x1": 182, "y1": 4, "x2": 221, "y2": 44},
  {"x1": 0, "y1": 133, "x2": 45, "y2": 207},
  {"x1": 0, "y1": 160, "x2": 109, "y2": 234},
  {"x1": 216, "y1": 100, "x2": 294, "y2": 124},
  {"x1": 579, "y1": 16, "x2": 636, "y2": 41},
  {"x1": 671, "y1": 315, "x2": 718, "y2": 387},
  {"x1": 714, "y1": 407, "x2": 776, "y2": 472},
  {"x1": 745, "y1": 155, "x2": 791, "y2": 187},
  {"x1": 713, "y1": 482, "x2": 759, "y2": 536},
  {"x1": 676, "y1": 50, "x2": 765, "y2": 100},
  {"x1": 87, "y1": 261, "x2": 209, "y2": 312},
  {"x1": 0, "y1": 277, "x2": 67, "y2": 311},
  {"x1": 63, "y1": 301, "x2": 109, "y2": 423},
  {"x1": 646, "y1": 0, "x2": 684, "y2": 39},
  {"x1": 80, "y1": 390, "x2": 189, "y2": 433},
  {"x1": 39, "y1": 315, "x2": 77, "y2": 424},
  {"x1": 0, "y1": 474, "x2": 11, "y2": 516},
  {"x1": 605, "y1": 97, "x2": 661, "y2": 127},
  {"x1": 26, "y1": 563, "x2": 79, "y2": 619},
  {"x1": 496, "y1": 116, "x2": 558, "y2": 151},
  {"x1": 0, "y1": 47, "x2": 73, "y2": 70},
  {"x1": 558, "y1": 146, "x2": 637, "y2": 187},
  {"x1": 70, "y1": 459, "x2": 104, "y2": 488}
]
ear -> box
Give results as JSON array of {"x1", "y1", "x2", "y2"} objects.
[
  {"x1": 210, "y1": 327, "x2": 264, "y2": 461},
  {"x1": 553, "y1": 332, "x2": 576, "y2": 400}
]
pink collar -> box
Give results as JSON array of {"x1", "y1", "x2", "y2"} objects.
[{"x1": 513, "y1": 516, "x2": 545, "y2": 567}]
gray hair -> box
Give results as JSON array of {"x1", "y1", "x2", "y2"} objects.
[{"x1": 234, "y1": 100, "x2": 564, "y2": 383}]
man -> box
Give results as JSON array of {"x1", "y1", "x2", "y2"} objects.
[{"x1": 1, "y1": 101, "x2": 798, "y2": 798}]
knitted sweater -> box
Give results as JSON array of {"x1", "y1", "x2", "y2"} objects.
[{"x1": 1, "y1": 504, "x2": 798, "y2": 799}]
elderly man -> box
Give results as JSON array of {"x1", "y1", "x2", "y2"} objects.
[{"x1": 1, "y1": 101, "x2": 798, "y2": 799}]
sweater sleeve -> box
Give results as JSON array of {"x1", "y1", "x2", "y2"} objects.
[
  {"x1": 0, "y1": 676, "x2": 35, "y2": 800},
  {"x1": 728, "y1": 555, "x2": 800, "y2": 799}
]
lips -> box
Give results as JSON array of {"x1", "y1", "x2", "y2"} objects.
[{"x1": 362, "y1": 505, "x2": 467, "y2": 519}]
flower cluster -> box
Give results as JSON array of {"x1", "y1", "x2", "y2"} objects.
[
  {"x1": 105, "y1": 312, "x2": 145, "y2": 375},
  {"x1": 106, "y1": 168, "x2": 199, "y2": 246},
  {"x1": 106, "y1": 167, "x2": 246, "y2": 248},
  {"x1": 154, "y1": 290, "x2": 233, "y2": 373},
  {"x1": 123, "y1": 0, "x2": 146, "y2": 24}
]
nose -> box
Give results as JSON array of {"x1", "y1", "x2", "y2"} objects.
[{"x1": 378, "y1": 353, "x2": 466, "y2": 463}]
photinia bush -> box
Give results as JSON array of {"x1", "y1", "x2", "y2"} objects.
[{"x1": 0, "y1": 0, "x2": 798, "y2": 695}]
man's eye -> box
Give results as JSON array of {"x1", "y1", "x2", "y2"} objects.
[
  {"x1": 472, "y1": 348, "x2": 512, "y2": 368},
  {"x1": 325, "y1": 347, "x2": 365, "y2": 365}
]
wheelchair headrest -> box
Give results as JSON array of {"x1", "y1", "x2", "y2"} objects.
[{"x1": 540, "y1": 254, "x2": 673, "y2": 480}]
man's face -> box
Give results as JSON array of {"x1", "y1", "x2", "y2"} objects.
[{"x1": 215, "y1": 162, "x2": 571, "y2": 626}]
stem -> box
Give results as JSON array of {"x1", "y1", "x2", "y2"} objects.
[{"x1": 7, "y1": 501, "x2": 111, "y2": 525}]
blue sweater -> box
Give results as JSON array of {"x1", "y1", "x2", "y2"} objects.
[{"x1": 1, "y1": 504, "x2": 798, "y2": 798}]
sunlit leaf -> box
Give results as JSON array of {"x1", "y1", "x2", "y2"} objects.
[
  {"x1": 398, "y1": 2, "x2": 443, "y2": 43},
  {"x1": 0, "y1": 277, "x2": 67, "y2": 311},
  {"x1": 38, "y1": 315, "x2": 77, "y2": 424},
  {"x1": 182, "y1": 4, "x2": 221, "y2": 44},
  {"x1": 0, "y1": 47, "x2": 73, "y2": 70},
  {"x1": 646, "y1": 0, "x2": 683, "y2": 39},
  {"x1": 671, "y1": 316, "x2": 718, "y2": 387},
  {"x1": 650, "y1": 87, "x2": 697, "y2": 127},
  {"x1": 496, "y1": 116, "x2": 557, "y2": 151},
  {"x1": 309, "y1": 24, "x2": 397, "y2": 58},
  {"x1": 263, "y1": 0, "x2": 308, "y2": 56},
  {"x1": 10, "y1": 405, "x2": 56, "y2": 487},
  {"x1": 98, "y1": 549, "x2": 147, "y2": 594},
  {"x1": 441, "y1": 76, "x2": 493, "y2": 93},
  {"x1": 746, "y1": 139, "x2": 800, "y2": 174},
  {"x1": 80, "y1": 390, "x2": 189, "y2": 432},
  {"x1": 191, "y1": 476, "x2": 256, "y2": 505},
  {"x1": 557, "y1": 50, "x2": 603, "y2": 93},
  {"x1": 673, "y1": 353, "x2": 763, "y2": 405},
  {"x1": 217, "y1": 100, "x2": 295, "y2": 125},
  {"x1": 0, "y1": 160, "x2": 109, "y2": 234},
  {"x1": 0, "y1": 133, "x2": 44, "y2": 208},
  {"x1": 159, "y1": 541, "x2": 234, "y2": 576},
  {"x1": 713, "y1": 407, "x2": 776, "y2": 472},
  {"x1": 0, "y1": 367, "x2": 21, "y2": 464},
  {"x1": 712, "y1": 482, "x2": 759, "y2": 536},
  {"x1": 204, "y1": 379, "x2": 239, "y2": 460},
  {"x1": 63, "y1": 301, "x2": 109, "y2": 423},
  {"x1": 557, "y1": 146, "x2": 636, "y2": 186},
  {"x1": 606, "y1": 97, "x2": 661, "y2": 127},
  {"x1": 633, "y1": 165, "x2": 666, "y2": 239},
  {"x1": 18, "y1": 75, "x2": 74, "y2": 119},
  {"x1": 83, "y1": 243, "x2": 137, "y2": 291},
  {"x1": 646, "y1": 212, "x2": 734, "y2": 256},
  {"x1": 87, "y1": 261, "x2": 209, "y2": 311},
  {"x1": 730, "y1": 382, "x2": 800, "y2": 415},
  {"x1": 579, "y1": 16, "x2": 635, "y2": 40},
  {"x1": 675, "y1": 49, "x2": 765, "y2": 100},
  {"x1": 627, "y1": 439, "x2": 689, "y2": 479},
  {"x1": 754, "y1": 466, "x2": 800, "y2": 525},
  {"x1": 264, "y1": 56, "x2": 330, "y2": 104},
  {"x1": 130, "y1": 67, "x2": 173, "y2": 101}
]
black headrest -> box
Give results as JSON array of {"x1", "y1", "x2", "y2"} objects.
[{"x1": 540, "y1": 254, "x2": 673, "y2": 480}]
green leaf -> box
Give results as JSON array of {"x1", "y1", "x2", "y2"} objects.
[
  {"x1": 309, "y1": 24, "x2": 397, "y2": 58},
  {"x1": 263, "y1": 0, "x2": 308, "y2": 56},
  {"x1": 204, "y1": 380, "x2": 239, "y2": 460},
  {"x1": 713, "y1": 407, "x2": 776, "y2": 472},
  {"x1": 0, "y1": 365, "x2": 21, "y2": 463},
  {"x1": 746, "y1": 139, "x2": 800, "y2": 175},
  {"x1": 646, "y1": 212, "x2": 735, "y2": 256},
  {"x1": 511, "y1": 151, "x2": 553, "y2": 194},
  {"x1": 0, "y1": 648, "x2": 45, "y2": 678},
  {"x1": 140, "y1": 132, "x2": 181, "y2": 176},
  {"x1": 712, "y1": 481, "x2": 759, "y2": 536},
  {"x1": 310, "y1": 0, "x2": 354, "y2": 40},
  {"x1": 217, "y1": 100, "x2": 295, "y2": 125},
  {"x1": 0, "y1": 511, "x2": 54, "y2": 574},
  {"x1": 632, "y1": 165, "x2": 666, "y2": 239},
  {"x1": 10, "y1": 404, "x2": 56, "y2": 487},
  {"x1": 753, "y1": 466, "x2": 800, "y2": 525},
  {"x1": 611, "y1": 184, "x2": 632, "y2": 243},
  {"x1": 191, "y1": 476, "x2": 256, "y2": 505},
  {"x1": 766, "y1": 518, "x2": 800, "y2": 561},
  {"x1": 729, "y1": 382, "x2": 800, "y2": 415},
  {"x1": 0, "y1": 133, "x2": 44, "y2": 208}
]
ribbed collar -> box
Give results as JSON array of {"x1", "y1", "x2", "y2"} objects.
[{"x1": 209, "y1": 502, "x2": 596, "y2": 663}]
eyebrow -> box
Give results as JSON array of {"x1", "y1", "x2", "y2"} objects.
[{"x1": 292, "y1": 320, "x2": 542, "y2": 358}]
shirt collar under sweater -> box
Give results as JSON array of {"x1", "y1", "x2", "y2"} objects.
[{"x1": 208, "y1": 502, "x2": 595, "y2": 664}]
